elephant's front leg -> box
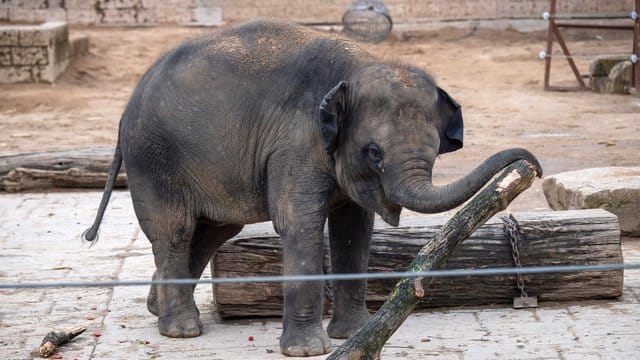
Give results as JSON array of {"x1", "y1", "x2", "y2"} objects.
[
  {"x1": 279, "y1": 221, "x2": 332, "y2": 356},
  {"x1": 327, "y1": 200, "x2": 374, "y2": 338}
]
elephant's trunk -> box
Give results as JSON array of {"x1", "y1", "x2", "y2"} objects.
[{"x1": 384, "y1": 148, "x2": 542, "y2": 214}]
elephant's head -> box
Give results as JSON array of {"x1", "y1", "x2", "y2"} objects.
[{"x1": 319, "y1": 64, "x2": 542, "y2": 226}]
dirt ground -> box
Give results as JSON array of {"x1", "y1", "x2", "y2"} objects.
[{"x1": 1, "y1": 24, "x2": 638, "y2": 211}]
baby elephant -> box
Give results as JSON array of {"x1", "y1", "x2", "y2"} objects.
[{"x1": 84, "y1": 19, "x2": 541, "y2": 356}]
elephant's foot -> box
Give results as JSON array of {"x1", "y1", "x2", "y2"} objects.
[
  {"x1": 147, "y1": 285, "x2": 159, "y2": 316},
  {"x1": 327, "y1": 308, "x2": 370, "y2": 339},
  {"x1": 158, "y1": 307, "x2": 202, "y2": 338},
  {"x1": 280, "y1": 326, "x2": 331, "y2": 356}
]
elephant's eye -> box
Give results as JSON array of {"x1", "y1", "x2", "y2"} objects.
[{"x1": 365, "y1": 143, "x2": 384, "y2": 164}]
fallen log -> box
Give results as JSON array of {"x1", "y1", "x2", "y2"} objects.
[
  {"x1": 0, "y1": 148, "x2": 126, "y2": 192},
  {"x1": 212, "y1": 208, "x2": 621, "y2": 317}
]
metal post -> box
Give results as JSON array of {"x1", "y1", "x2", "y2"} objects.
[
  {"x1": 544, "y1": 0, "x2": 587, "y2": 90},
  {"x1": 543, "y1": 0, "x2": 556, "y2": 90},
  {"x1": 634, "y1": 0, "x2": 639, "y2": 89}
]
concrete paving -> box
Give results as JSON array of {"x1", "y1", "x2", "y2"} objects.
[{"x1": 1, "y1": 191, "x2": 639, "y2": 359}]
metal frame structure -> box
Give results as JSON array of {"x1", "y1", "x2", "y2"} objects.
[{"x1": 543, "y1": 0, "x2": 639, "y2": 91}]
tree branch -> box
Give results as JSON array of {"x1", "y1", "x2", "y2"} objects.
[{"x1": 328, "y1": 159, "x2": 539, "y2": 360}]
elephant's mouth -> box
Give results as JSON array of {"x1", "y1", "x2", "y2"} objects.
[
  {"x1": 367, "y1": 188, "x2": 405, "y2": 227},
  {"x1": 375, "y1": 196, "x2": 402, "y2": 226}
]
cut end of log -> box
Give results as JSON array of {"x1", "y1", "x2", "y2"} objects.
[
  {"x1": 38, "y1": 342, "x2": 56, "y2": 358},
  {"x1": 497, "y1": 169, "x2": 522, "y2": 192}
]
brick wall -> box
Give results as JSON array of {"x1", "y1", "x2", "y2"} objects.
[{"x1": 0, "y1": 0, "x2": 636, "y2": 25}]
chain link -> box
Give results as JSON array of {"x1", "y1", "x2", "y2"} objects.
[{"x1": 502, "y1": 215, "x2": 528, "y2": 298}]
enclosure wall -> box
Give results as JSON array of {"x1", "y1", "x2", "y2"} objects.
[{"x1": 0, "y1": 0, "x2": 636, "y2": 25}]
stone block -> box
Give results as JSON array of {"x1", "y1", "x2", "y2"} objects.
[
  {"x1": 0, "y1": 46, "x2": 11, "y2": 65},
  {"x1": 0, "y1": 28, "x2": 19, "y2": 46},
  {"x1": 0, "y1": 65, "x2": 35, "y2": 82},
  {"x1": 9, "y1": 7, "x2": 49, "y2": 24},
  {"x1": 162, "y1": 7, "x2": 194, "y2": 24},
  {"x1": 18, "y1": 22, "x2": 68, "y2": 46},
  {"x1": 0, "y1": 21, "x2": 70, "y2": 83},
  {"x1": 543, "y1": 167, "x2": 640, "y2": 236},
  {"x1": 63, "y1": 0, "x2": 98, "y2": 10},
  {"x1": 190, "y1": 6, "x2": 223, "y2": 26},
  {"x1": 466, "y1": 0, "x2": 499, "y2": 18},
  {"x1": 6, "y1": 0, "x2": 48, "y2": 9},
  {"x1": 66, "y1": 9, "x2": 99, "y2": 24},
  {"x1": 590, "y1": 55, "x2": 629, "y2": 77},
  {"x1": 11, "y1": 46, "x2": 48, "y2": 65},
  {"x1": 558, "y1": 0, "x2": 596, "y2": 13},
  {"x1": 135, "y1": 7, "x2": 158, "y2": 24},
  {"x1": 531, "y1": 0, "x2": 550, "y2": 15},
  {"x1": 604, "y1": 61, "x2": 632, "y2": 94},
  {"x1": 595, "y1": 0, "x2": 625, "y2": 12},
  {"x1": 498, "y1": 0, "x2": 534, "y2": 18},
  {"x1": 99, "y1": 8, "x2": 137, "y2": 24}
]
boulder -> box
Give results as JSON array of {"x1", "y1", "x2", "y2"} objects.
[
  {"x1": 604, "y1": 61, "x2": 632, "y2": 94},
  {"x1": 543, "y1": 167, "x2": 640, "y2": 236},
  {"x1": 590, "y1": 55, "x2": 629, "y2": 77},
  {"x1": 589, "y1": 56, "x2": 633, "y2": 94}
]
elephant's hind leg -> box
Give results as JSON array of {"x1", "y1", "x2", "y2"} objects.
[
  {"x1": 138, "y1": 206, "x2": 202, "y2": 338},
  {"x1": 146, "y1": 220, "x2": 243, "y2": 323},
  {"x1": 188, "y1": 220, "x2": 243, "y2": 282}
]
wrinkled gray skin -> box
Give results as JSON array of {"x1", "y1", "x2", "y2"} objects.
[{"x1": 84, "y1": 20, "x2": 542, "y2": 356}]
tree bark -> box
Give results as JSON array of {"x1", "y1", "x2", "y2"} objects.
[
  {"x1": 0, "y1": 148, "x2": 125, "y2": 192},
  {"x1": 327, "y1": 159, "x2": 539, "y2": 359}
]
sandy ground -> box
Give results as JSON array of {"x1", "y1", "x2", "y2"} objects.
[{"x1": 1, "y1": 24, "x2": 638, "y2": 212}]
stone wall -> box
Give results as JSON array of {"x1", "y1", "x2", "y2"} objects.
[
  {"x1": 0, "y1": 0, "x2": 636, "y2": 25},
  {"x1": 0, "y1": 21, "x2": 70, "y2": 83}
]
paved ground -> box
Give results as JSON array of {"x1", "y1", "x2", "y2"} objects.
[{"x1": 1, "y1": 191, "x2": 639, "y2": 359}]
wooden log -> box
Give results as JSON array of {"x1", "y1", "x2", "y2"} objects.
[
  {"x1": 0, "y1": 148, "x2": 126, "y2": 192},
  {"x1": 212, "y1": 208, "x2": 622, "y2": 318}
]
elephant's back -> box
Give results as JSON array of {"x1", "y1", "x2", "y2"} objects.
[{"x1": 117, "y1": 20, "x2": 371, "y2": 219}]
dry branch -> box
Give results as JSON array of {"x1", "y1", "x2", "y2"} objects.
[
  {"x1": 37, "y1": 325, "x2": 87, "y2": 358},
  {"x1": 0, "y1": 148, "x2": 125, "y2": 192},
  {"x1": 327, "y1": 159, "x2": 539, "y2": 359}
]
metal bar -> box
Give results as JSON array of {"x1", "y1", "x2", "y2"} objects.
[
  {"x1": 552, "y1": 23, "x2": 587, "y2": 89},
  {"x1": 1, "y1": 262, "x2": 639, "y2": 290},
  {"x1": 541, "y1": 52, "x2": 636, "y2": 60},
  {"x1": 543, "y1": 0, "x2": 556, "y2": 90},
  {"x1": 545, "y1": 12, "x2": 636, "y2": 20},
  {"x1": 555, "y1": 23, "x2": 634, "y2": 30},
  {"x1": 634, "y1": 0, "x2": 640, "y2": 88}
]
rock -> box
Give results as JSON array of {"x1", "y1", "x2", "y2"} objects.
[
  {"x1": 590, "y1": 75, "x2": 608, "y2": 93},
  {"x1": 543, "y1": 167, "x2": 640, "y2": 236},
  {"x1": 590, "y1": 55, "x2": 629, "y2": 77},
  {"x1": 604, "y1": 61, "x2": 632, "y2": 94}
]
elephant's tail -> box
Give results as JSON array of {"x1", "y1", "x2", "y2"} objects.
[{"x1": 82, "y1": 140, "x2": 123, "y2": 247}]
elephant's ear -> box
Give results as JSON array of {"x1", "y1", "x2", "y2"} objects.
[
  {"x1": 436, "y1": 87, "x2": 463, "y2": 154},
  {"x1": 319, "y1": 81, "x2": 347, "y2": 154}
]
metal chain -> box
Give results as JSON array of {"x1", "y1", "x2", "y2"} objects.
[{"x1": 502, "y1": 215, "x2": 528, "y2": 298}]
